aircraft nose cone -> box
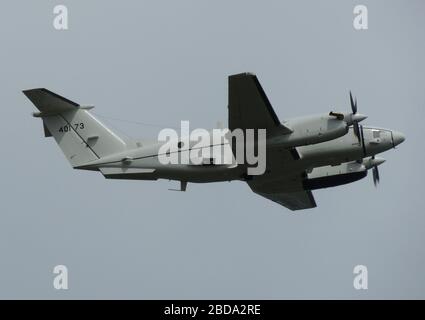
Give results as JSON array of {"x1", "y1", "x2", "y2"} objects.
[{"x1": 392, "y1": 130, "x2": 405, "y2": 147}]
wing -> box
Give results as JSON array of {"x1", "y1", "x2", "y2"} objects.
[
  {"x1": 247, "y1": 147, "x2": 317, "y2": 211},
  {"x1": 228, "y1": 73, "x2": 292, "y2": 133},
  {"x1": 250, "y1": 188, "x2": 317, "y2": 211}
]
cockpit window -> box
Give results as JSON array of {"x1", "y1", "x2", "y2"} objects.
[{"x1": 372, "y1": 130, "x2": 380, "y2": 138}]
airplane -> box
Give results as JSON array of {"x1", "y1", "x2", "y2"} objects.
[{"x1": 23, "y1": 72, "x2": 405, "y2": 211}]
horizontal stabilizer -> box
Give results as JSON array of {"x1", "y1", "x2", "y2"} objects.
[
  {"x1": 23, "y1": 88, "x2": 80, "y2": 115},
  {"x1": 99, "y1": 168, "x2": 156, "y2": 175},
  {"x1": 100, "y1": 167, "x2": 157, "y2": 180}
]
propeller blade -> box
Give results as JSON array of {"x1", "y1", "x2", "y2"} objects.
[
  {"x1": 372, "y1": 166, "x2": 380, "y2": 187},
  {"x1": 350, "y1": 91, "x2": 357, "y2": 114},
  {"x1": 353, "y1": 122, "x2": 362, "y2": 145},
  {"x1": 349, "y1": 92, "x2": 363, "y2": 144}
]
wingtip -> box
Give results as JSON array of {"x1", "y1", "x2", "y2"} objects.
[
  {"x1": 229, "y1": 72, "x2": 257, "y2": 79},
  {"x1": 22, "y1": 88, "x2": 46, "y2": 96}
]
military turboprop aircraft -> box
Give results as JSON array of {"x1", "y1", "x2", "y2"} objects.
[{"x1": 23, "y1": 73, "x2": 405, "y2": 210}]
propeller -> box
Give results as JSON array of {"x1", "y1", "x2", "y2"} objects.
[
  {"x1": 350, "y1": 91, "x2": 361, "y2": 141},
  {"x1": 329, "y1": 91, "x2": 367, "y2": 145},
  {"x1": 370, "y1": 155, "x2": 385, "y2": 187},
  {"x1": 362, "y1": 156, "x2": 385, "y2": 187}
]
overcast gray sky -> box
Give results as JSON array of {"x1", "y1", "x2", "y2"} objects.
[{"x1": 0, "y1": 0, "x2": 424, "y2": 299}]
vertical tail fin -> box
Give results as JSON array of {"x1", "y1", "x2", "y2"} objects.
[{"x1": 23, "y1": 88, "x2": 129, "y2": 167}]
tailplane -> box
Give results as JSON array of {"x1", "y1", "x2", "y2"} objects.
[{"x1": 23, "y1": 88, "x2": 129, "y2": 167}]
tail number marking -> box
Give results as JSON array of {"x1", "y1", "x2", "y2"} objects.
[{"x1": 59, "y1": 123, "x2": 85, "y2": 132}]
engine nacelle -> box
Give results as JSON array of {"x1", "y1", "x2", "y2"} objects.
[
  {"x1": 267, "y1": 113, "x2": 348, "y2": 148},
  {"x1": 303, "y1": 161, "x2": 367, "y2": 190}
]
